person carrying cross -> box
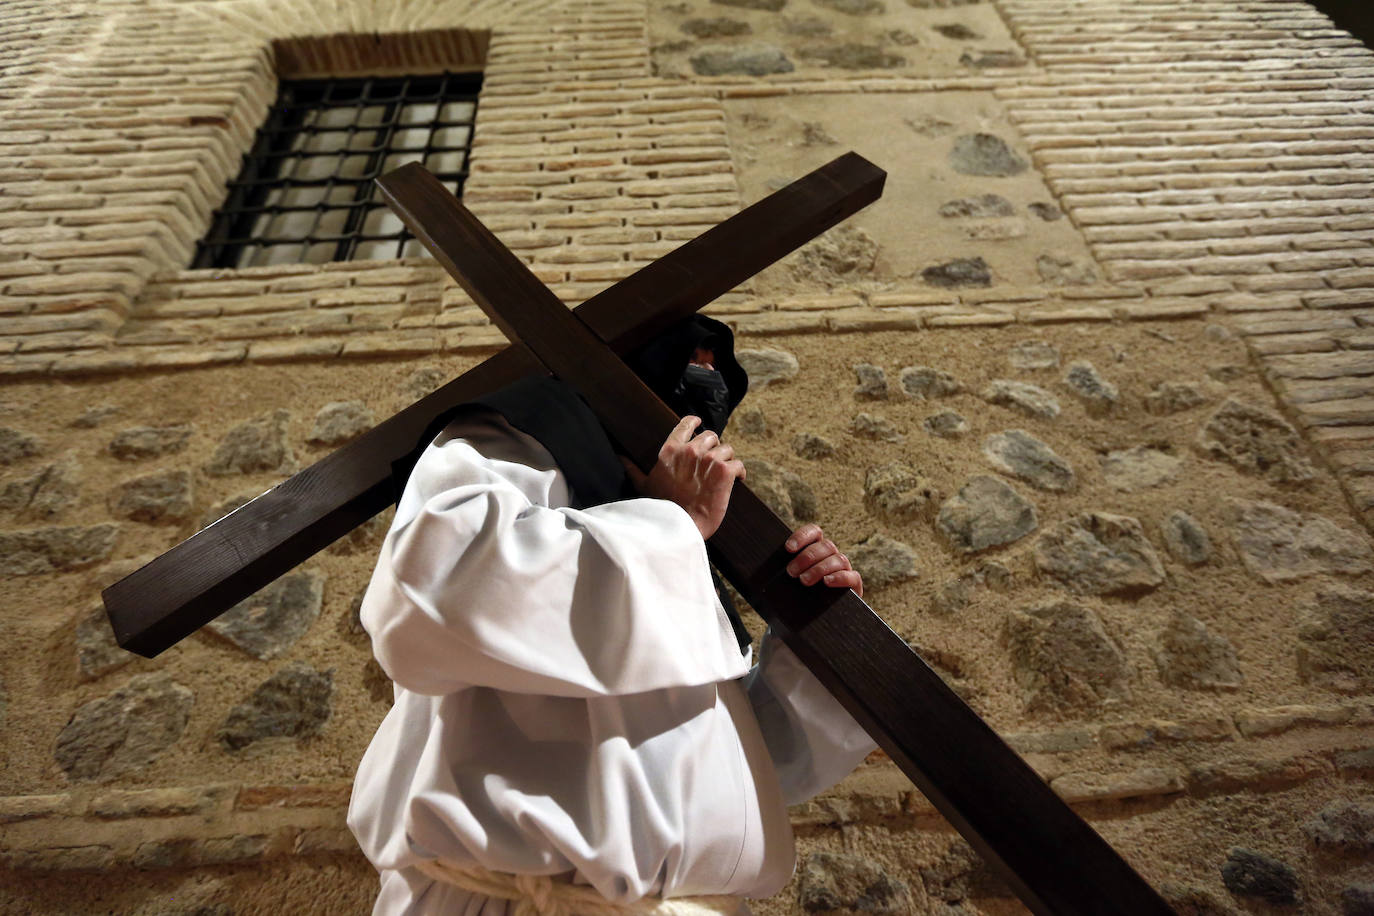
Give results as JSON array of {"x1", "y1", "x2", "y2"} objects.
[{"x1": 347, "y1": 316, "x2": 877, "y2": 915}]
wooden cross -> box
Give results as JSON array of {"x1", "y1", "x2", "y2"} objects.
[{"x1": 104, "y1": 154, "x2": 1174, "y2": 915}]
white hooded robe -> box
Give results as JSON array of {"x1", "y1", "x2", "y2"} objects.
[{"x1": 348, "y1": 412, "x2": 876, "y2": 915}]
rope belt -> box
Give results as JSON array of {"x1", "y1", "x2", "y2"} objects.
[{"x1": 414, "y1": 859, "x2": 743, "y2": 916}]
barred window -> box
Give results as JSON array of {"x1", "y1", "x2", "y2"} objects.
[{"x1": 194, "y1": 71, "x2": 481, "y2": 269}]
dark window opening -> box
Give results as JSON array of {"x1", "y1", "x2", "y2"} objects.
[{"x1": 194, "y1": 71, "x2": 481, "y2": 269}]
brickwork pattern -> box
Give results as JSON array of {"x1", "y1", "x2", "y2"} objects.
[{"x1": 4, "y1": 0, "x2": 1374, "y2": 912}]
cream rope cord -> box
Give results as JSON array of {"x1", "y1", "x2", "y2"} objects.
[{"x1": 414, "y1": 859, "x2": 743, "y2": 916}]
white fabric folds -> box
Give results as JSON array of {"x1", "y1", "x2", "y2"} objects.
[{"x1": 349, "y1": 413, "x2": 877, "y2": 916}]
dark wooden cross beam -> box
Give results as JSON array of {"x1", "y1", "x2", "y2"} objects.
[
  {"x1": 374, "y1": 163, "x2": 1176, "y2": 916},
  {"x1": 102, "y1": 153, "x2": 884, "y2": 657}
]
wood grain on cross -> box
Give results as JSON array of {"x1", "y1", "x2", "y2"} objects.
[{"x1": 374, "y1": 161, "x2": 1176, "y2": 916}]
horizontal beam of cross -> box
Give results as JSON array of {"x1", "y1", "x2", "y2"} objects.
[
  {"x1": 376, "y1": 160, "x2": 1176, "y2": 916},
  {"x1": 102, "y1": 154, "x2": 885, "y2": 657}
]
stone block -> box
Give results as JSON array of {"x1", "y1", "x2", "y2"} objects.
[
  {"x1": 90, "y1": 787, "x2": 216, "y2": 818},
  {"x1": 0, "y1": 794, "x2": 76, "y2": 825},
  {"x1": 235, "y1": 783, "x2": 353, "y2": 811},
  {"x1": 5, "y1": 845, "x2": 115, "y2": 871},
  {"x1": 1189, "y1": 754, "x2": 1333, "y2": 795},
  {"x1": 1051, "y1": 767, "x2": 1185, "y2": 802}
]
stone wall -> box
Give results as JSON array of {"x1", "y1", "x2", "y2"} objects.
[{"x1": 2, "y1": 0, "x2": 1374, "y2": 913}]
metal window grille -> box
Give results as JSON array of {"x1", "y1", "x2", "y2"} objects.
[{"x1": 194, "y1": 71, "x2": 482, "y2": 269}]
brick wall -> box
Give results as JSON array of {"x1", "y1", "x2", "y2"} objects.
[{"x1": 3, "y1": 0, "x2": 1374, "y2": 913}]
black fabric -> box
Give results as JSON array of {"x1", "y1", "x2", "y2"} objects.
[
  {"x1": 391, "y1": 316, "x2": 755, "y2": 654},
  {"x1": 470, "y1": 376, "x2": 630, "y2": 509},
  {"x1": 625, "y1": 315, "x2": 748, "y2": 420},
  {"x1": 391, "y1": 376, "x2": 628, "y2": 510}
]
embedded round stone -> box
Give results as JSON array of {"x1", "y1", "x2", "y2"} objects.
[
  {"x1": 205, "y1": 409, "x2": 296, "y2": 476},
  {"x1": 55, "y1": 673, "x2": 193, "y2": 780},
  {"x1": 1005, "y1": 601, "x2": 1130, "y2": 713},
  {"x1": 899, "y1": 366, "x2": 962, "y2": 399},
  {"x1": 732, "y1": 406, "x2": 769, "y2": 438},
  {"x1": 1297, "y1": 587, "x2": 1374, "y2": 693},
  {"x1": 982, "y1": 429, "x2": 1075, "y2": 492},
  {"x1": 923, "y1": 409, "x2": 968, "y2": 439},
  {"x1": 107, "y1": 424, "x2": 193, "y2": 461},
  {"x1": 1152, "y1": 612, "x2": 1243, "y2": 690},
  {"x1": 1220, "y1": 848, "x2": 1300, "y2": 906},
  {"x1": 736, "y1": 347, "x2": 799, "y2": 388},
  {"x1": 1100, "y1": 446, "x2": 1180, "y2": 491},
  {"x1": 933, "y1": 22, "x2": 979, "y2": 39},
  {"x1": 864, "y1": 462, "x2": 940, "y2": 521},
  {"x1": 76, "y1": 606, "x2": 136, "y2": 681},
  {"x1": 949, "y1": 133, "x2": 1027, "y2": 176},
  {"x1": 206, "y1": 571, "x2": 325, "y2": 661},
  {"x1": 798, "y1": 851, "x2": 921, "y2": 913},
  {"x1": 850, "y1": 413, "x2": 903, "y2": 442},
  {"x1": 742, "y1": 458, "x2": 816, "y2": 527},
  {"x1": 792, "y1": 432, "x2": 837, "y2": 460},
  {"x1": 398, "y1": 366, "x2": 446, "y2": 401},
  {"x1": 1, "y1": 452, "x2": 81, "y2": 518},
  {"x1": 218, "y1": 663, "x2": 333, "y2": 752},
  {"x1": 799, "y1": 43, "x2": 905, "y2": 69},
  {"x1": 922, "y1": 257, "x2": 991, "y2": 288},
  {"x1": 307, "y1": 401, "x2": 375, "y2": 446},
  {"x1": 1197, "y1": 399, "x2": 1316, "y2": 484},
  {"x1": 1034, "y1": 512, "x2": 1165, "y2": 596},
  {"x1": 0, "y1": 524, "x2": 119, "y2": 576},
  {"x1": 690, "y1": 44, "x2": 794, "y2": 76},
  {"x1": 0, "y1": 427, "x2": 41, "y2": 465},
  {"x1": 853, "y1": 363, "x2": 888, "y2": 399},
  {"x1": 1228, "y1": 499, "x2": 1372, "y2": 583},
  {"x1": 936, "y1": 476, "x2": 1038, "y2": 553},
  {"x1": 680, "y1": 17, "x2": 751, "y2": 37},
  {"x1": 790, "y1": 226, "x2": 879, "y2": 282},
  {"x1": 981, "y1": 380, "x2": 1060, "y2": 419},
  {"x1": 938, "y1": 193, "x2": 1014, "y2": 218},
  {"x1": 1304, "y1": 801, "x2": 1374, "y2": 855},
  {"x1": 847, "y1": 534, "x2": 919, "y2": 590},
  {"x1": 1340, "y1": 883, "x2": 1374, "y2": 915},
  {"x1": 1037, "y1": 253, "x2": 1096, "y2": 286},
  {"x1": 71, "y1": 405, "x2": 119, "y2": 429},
  {"x1": 1063, "y1": 361, "x2": 1119, "y2": 416},
  {"x1": 109, "y1": 470, "x2": 193, "y2": 523},
  {"x1": 1162, "y1": 510, "x2": 1212, "y2": 566},
  {"x1": 1144, "y1": 381, "x2": 1207, "y2": 416},
  {"x1": 1008, "y1": 339, "x2": 1059, "y2": 370}
]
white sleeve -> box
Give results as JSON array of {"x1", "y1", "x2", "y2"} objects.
[
  {"x1": 360, "y1": 428, "x2": 749, "y2": 699},
  {"x1": 744, "y1": 629, "x2": 878, "y2": 807}
]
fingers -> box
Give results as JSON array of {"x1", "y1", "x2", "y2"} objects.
[
  {"x1": 786, "y1": 538, "x2": 843, "y2": 578},
  {"x1": 785, "y1": 523, "x2": 824, "y2": 553},
  {"x1": 794, "y1": 552, "x2": 849, "y2": 585},
  {"x1": 686, "y1": 428, "x2": 720, "y2": 454},
  {"x1": 670, "y1": 415, "x2": 702, "y2": 444},
  {"x1": 822, "y1": 569, "x2": 863, "y2": 598}
]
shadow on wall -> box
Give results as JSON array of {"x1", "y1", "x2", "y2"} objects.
[{"x1": 1307, "y1": 0, "x2": 1374, "y2": 48}]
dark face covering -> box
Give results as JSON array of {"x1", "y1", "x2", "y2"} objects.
[{"x1": 671, "y1": 364, "x2": 732, "y2": 435}]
